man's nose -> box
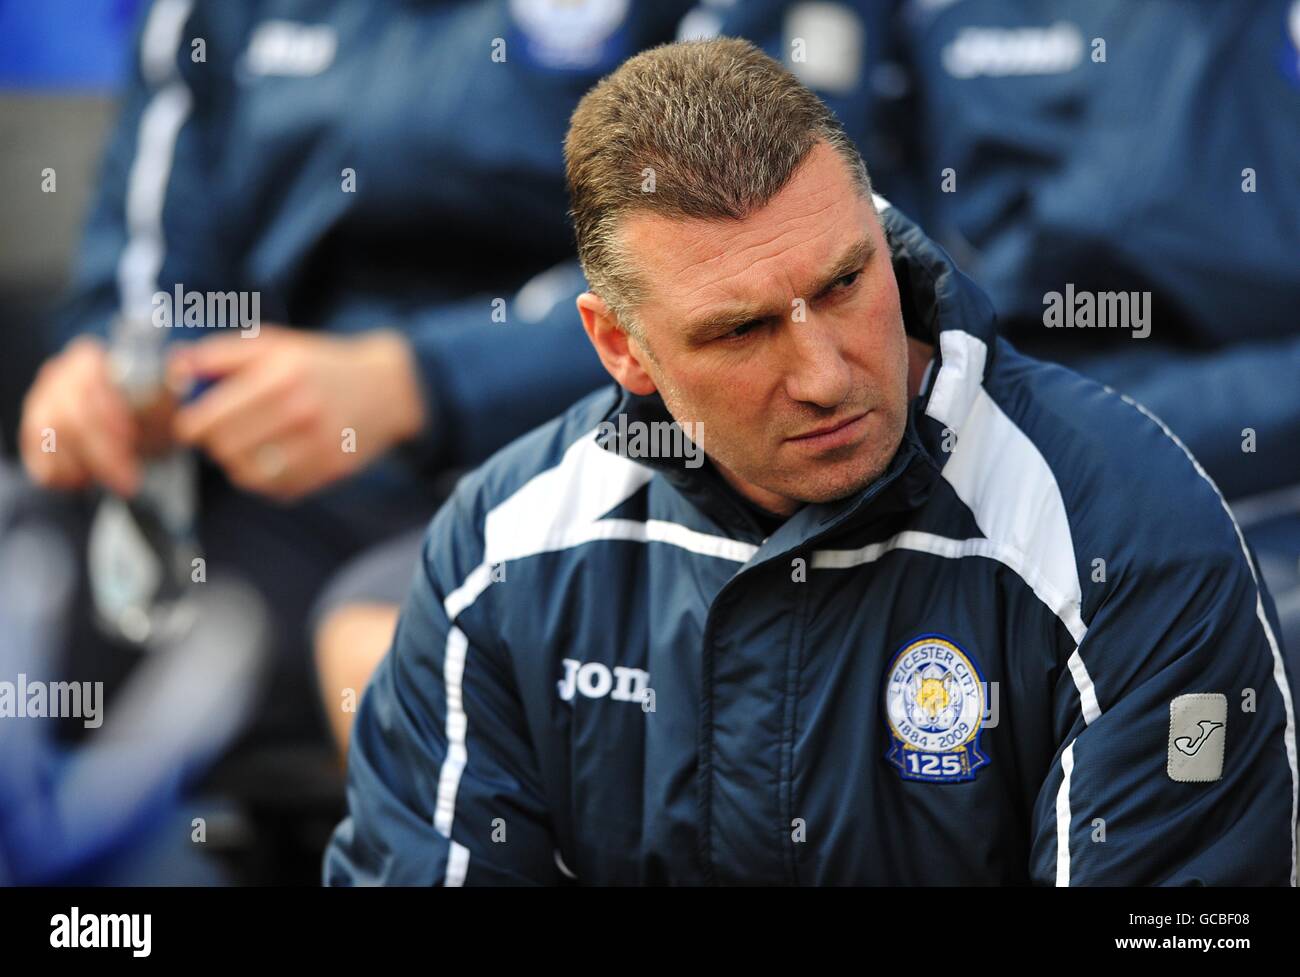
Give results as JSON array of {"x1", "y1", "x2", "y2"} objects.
[{"x1": 782, "y1": 313, "x2": 852, "y2": 409}]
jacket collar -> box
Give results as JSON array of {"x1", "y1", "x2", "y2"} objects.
[{"x1": 595, "y1": 200, "x2": 999, "y2": 552}]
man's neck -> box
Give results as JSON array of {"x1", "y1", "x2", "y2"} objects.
[
  {"x1": 710, "y1": 455, "x2": 803, "y2": 519},
  {"x1": 738, "y1": 492, "x2": 795, "y2": 534}
]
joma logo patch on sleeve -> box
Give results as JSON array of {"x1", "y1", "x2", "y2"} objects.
[{"x1": 1167, "y1": 693, "x2": 1227, "y2": 783}]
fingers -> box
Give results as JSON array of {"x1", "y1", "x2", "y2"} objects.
[
  {"x1": 53, "y1": 384, "x2": 140, "y2": 497},
  {"x1": 19, "y1": 408, "x2": 89, "y2": 490},
  {"x1": 173, "y1": 358, "x2": 304, "y2": 453},
  {"x1": 75, "y1": 419, "x2": 142, "y2": 497},
  {"x1": 19, "y1": 339, "x2": 141, "y2": 496},
  {"x1": 173, "y1": 358, "x2": 332, "y2": 500},
  {"x1": 223, "y1": 432, "x2": 329, "y2": 501},
  {"x1": 172, "y1": 331, "x2": 355, "y2": 500},
  {"x1": 174, "y1": 354, "x2": 332, "y2": 482},
  {"x1": 169, "y1": 326, "x2": 281, "y2": 383},
  {"x1": 171, "y1": 328, "x2": 371, "y2": 501}
]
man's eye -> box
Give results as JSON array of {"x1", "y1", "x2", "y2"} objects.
[
  {"x1": 832, "y1": 270, "x2": 861, "y2": 291},
  {"x1": 724, "y1": 320, "x2": 761, "y2": 340}
]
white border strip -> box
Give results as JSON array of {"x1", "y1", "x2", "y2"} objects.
[
  {"x1": 432, "y1": 625, "x2": 469, "y2": 886},
  {"x1": 1056, "y1": 742, "x2": 1076, "y2": 886},
  {"x1": 116, "y1": 0, "x2": 195, "y2": 321},
  {"x1": 812, "y1": 529, "x2": 1087, "y2": 644}
]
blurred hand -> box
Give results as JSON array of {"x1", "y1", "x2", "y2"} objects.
[
  {"x1": 19, "y1": 335, "x2": 141, "y2": 496},
  {"x1": 169, "y1": 325, "x2": 425, "y2": 501}
]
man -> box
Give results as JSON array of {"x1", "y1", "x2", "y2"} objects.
[{"x1": 325, "y1": 39, "x2": 1298, "y2": 884}]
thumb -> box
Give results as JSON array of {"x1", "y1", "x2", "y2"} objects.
[{"x1": 169, "y1": 327, "x2": 277, "y2": 382}]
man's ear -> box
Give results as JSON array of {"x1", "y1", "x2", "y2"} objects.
[{"x1": 576, "y1": 292, "x2": 657, "y2": 396}]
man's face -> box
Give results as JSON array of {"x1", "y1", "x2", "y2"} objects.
[{"x1": 616, "y1": 141, "x2": 910, "y2": 516}]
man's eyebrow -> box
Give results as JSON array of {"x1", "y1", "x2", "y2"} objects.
[
  {"x1": 682, "y1": 302, "x2": 775, "y2": 342},
  {"x1": 681, "y1": 235, "x2": 878, "y2": 342},
  {"x1": 810, "y1": 235, "x2": 876, "y2": 297}
]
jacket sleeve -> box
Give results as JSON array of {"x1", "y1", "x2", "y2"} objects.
[
  {"x1": 323, "y1": 506, "x2": 563, "y2": 886},
  {"x1": 1028, "y1": 490, "x2": 1299, "y2": 885},
  {"x1": 396, "y1": 264, "x2": 608, "y2": 473}
]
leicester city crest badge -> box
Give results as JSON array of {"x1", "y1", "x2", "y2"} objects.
[{"x1": 884, "y1": 634, "x2": 990, "y2": 783}]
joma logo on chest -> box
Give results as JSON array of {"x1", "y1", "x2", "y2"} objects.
[{"x1": 557, "y1": 658, "x2": 650, "y2": 704}]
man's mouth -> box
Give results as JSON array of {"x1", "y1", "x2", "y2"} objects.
[{"x1": 786, "y1": 411, "x2": 869, "y2": 448}]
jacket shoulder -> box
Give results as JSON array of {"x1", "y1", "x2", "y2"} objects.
[
  {"x1": 983, "y1": 340, "x2": 1256, "y2": 606},
  {"x1": 422, "y1": 384, "x2": 625, "y2": 591}
]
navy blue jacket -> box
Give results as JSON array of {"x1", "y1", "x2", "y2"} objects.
[{"x1": 325, "y1": 203, "x2": 1299, "y2": 885}]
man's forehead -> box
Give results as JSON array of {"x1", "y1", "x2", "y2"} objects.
[
  {"x1": 621, "y1": 188, "x2": 881, "y2": 318},
  {"x1": 616, "y1": 140, "x2": 878, "y2": 315}
]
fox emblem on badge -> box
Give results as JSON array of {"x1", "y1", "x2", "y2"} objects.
[{"x1": 883, "y1": 634, "x2": 991, "y2": 783}]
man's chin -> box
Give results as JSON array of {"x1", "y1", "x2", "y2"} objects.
[{"x1": 771, "y1": 456, "x2": 893, "y2": 507}]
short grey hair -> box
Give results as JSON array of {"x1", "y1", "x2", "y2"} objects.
[{"x1": 564, "y1": 37, "x2": 872, "y2": 342}]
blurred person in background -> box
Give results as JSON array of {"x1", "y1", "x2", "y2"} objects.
[{"x1": 1, "y1": 0, "x2": 703, "y2": 882}]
